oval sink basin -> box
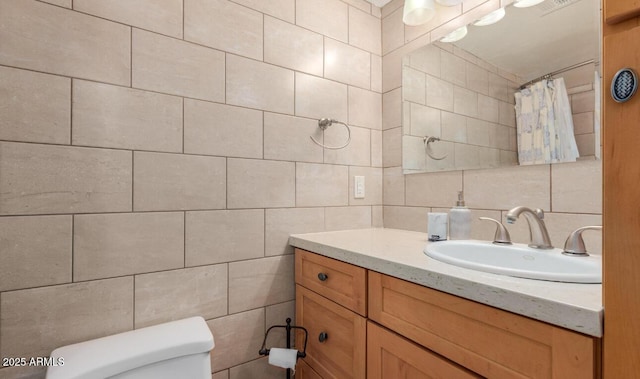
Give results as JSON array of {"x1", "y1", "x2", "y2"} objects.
[{"x1": 424, "y1": 240, "x2": 601, "y2": 283}]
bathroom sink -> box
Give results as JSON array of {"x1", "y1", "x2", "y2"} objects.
[{"x1": 424, "y1": 240, "x2": 601, "y2": 283}]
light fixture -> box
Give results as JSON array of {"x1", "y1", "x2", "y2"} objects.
[
  {"x1": 403, "y1": 0, "x2": 436, "y2": 26},
  {"x1": 513, "y1": 0, "x2": 545, "y2": 8},
  {"x1": 440, "y1": 25, "x2": 467, "y2": 43},
  {"x1": 435, "y1": 0, "x2": 463, "y2": 6},
  {"x1": 473, "y1": 7, "x2": 506, "y2": 26}
]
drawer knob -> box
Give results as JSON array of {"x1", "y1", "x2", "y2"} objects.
[
  {"x1": 317, "y1": 272, "x2": 328, "y2": 281},
  {"x1": 318, "y1": 332, "x2": 328, "y2": 343}
]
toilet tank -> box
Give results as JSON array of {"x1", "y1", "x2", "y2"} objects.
[{"x1": 46, "y1": 316, "x2": 214, "y2": 379}]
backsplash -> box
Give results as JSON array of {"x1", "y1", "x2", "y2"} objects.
[{"x1": 0, "y1": 0, "x2": 383, "y2": 378}]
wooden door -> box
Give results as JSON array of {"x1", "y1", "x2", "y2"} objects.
[{"x1": 603, "y1": 12, "x2": 640, "y2": 379}]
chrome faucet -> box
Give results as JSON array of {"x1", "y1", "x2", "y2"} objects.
[
  {"x1": 505, "y1": 206, "x2": 553, "y2": 249},
  {"x1": 563, "y1": 226, "x2": 602, "y2": 256}
]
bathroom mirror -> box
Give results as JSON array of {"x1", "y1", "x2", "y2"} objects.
[{"x1": 402, "y1": 0, "x2": 600, "y2": 174}]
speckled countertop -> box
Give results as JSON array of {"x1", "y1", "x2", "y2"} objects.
[{"x1": 289, "y1": 228, "x2": 603, "y2": 337}]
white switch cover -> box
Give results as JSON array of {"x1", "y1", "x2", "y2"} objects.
[{"x1": 354, "y1": 176, "x2": 365, "y2": 199}]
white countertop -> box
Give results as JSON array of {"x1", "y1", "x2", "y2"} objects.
[{"x1": 289, "y1": 228, "x2": 603, "y2": 337}]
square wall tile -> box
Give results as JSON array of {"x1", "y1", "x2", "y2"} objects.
[
  {"x1": 296, "y1": 163, "x2": 349, "y2": 207},
  {"x1": 441, "y1": 51, "x2": 466, "y2": 87},
  {"x1": 371, "y1": 54, "x2": 383, "y2": 93},
  {"x1": 324, "y1": 38, "x2": 371, "y2": 89},
  {"x1": 372, "y1": 205, "x2": 384, "y2": 227},
  {"x1": 453, "y1": 86, "x2": 478, "y2": 118},
  {"x1": 0, "y1": 142, "x2": 132, "y2": 215},
  {"x1": 349, "y1": 166, "x2": 383, "y2": 205},
  {"x1": 0, "y1": 0, "x2": 130, "y2": 85},
  {"x1": 264, "y1": 113, "x2": 324, "y2": 163},
  {"x1": 382, "y1": 45, "x2": 404, "y2": 92},
  {"x1": 324, "y1": 126, "x2": 371, "y2": 166},
  {"x1": 134, "y1": 152, "x2": 226, "y2": 211},
  {"x1": 544, "y1": 212, "x2": 602, "y2": 255},
  {"x1": 382, "y1": 127, "x2": 402, "y2": 167},
  {"x1": 0, "y1": 66, "x2": 70, "y2": 144},
  {"x1": 0, "y1": 278, "x2": 133, "y2": 358},
  {"x1": 185, "y1": 0, "x2": 262, "y2": 60},
  {"x1": 426, "y1": 75, "x2": 454, "y2": 112},
  {"x1": 410, "y1": 43, "x2": 440, "y2": 77},
  {"x1": 229, "y1": 358, "x2": 285, "y2": 379},
  {"x1": 135, "y1": 265, "x2": 228, "y2": 328},
  {"x1": 227, "y1": 55, "x2": 295, "y2": 114},
  {"x1": 371, "y1": 130, "x2": 383, "y2": 167},
  {"x1": 184, "y1": 99, "x2": 263, "y2": 159},
  {"x1": 132, "y1": 29, "x2": 225, "y2": 102},
  {"x1": 208, "y1": 309, "x2": 265, "y2": 371},
  {"x1": 265, "y1": 208, "x2": 325, "y2": 256},
  {"x1": 349, "y1": 86, "x2": 382, "y2": 130},
  {"x1": 296, "y1": 0, "x2": 348, "y2": 42},
  {"x1": 229, "y1": 255, "x2": 294, "y2": 313},
  {"x1": 466, "y1": 62, "x2": 488, "y2": 95},
  {"x1": 382, "y1": 6, "x2": 403, "y2": 55},
  {"x1": 73, "y1": 80, "x2": 182, "y2": 152},
  {"x1": 186, "y1": 209, "x2": 264, "y2": 266},
  {"x1": 464, "y1": 164, "x2": 551, "y2": 210},
  {"x1": 478, "y1": 94, "x2": 499, "y2": 123},
  {"x1": 325, "y1": 206, "x2": 372, "y2": 231},
  {"x1": 405, "y1": 171, "x2": 462, "y2": 208},
  {"x1": 382, "y1": 88, "x2": 402, "y2": 130},
  {"x1": 265, "y1": 301, "x2": 295, "y2": 354},
  {"x1": 264, "y1": 16, "x2": 324, "y2": 76},
  {"x1": 403, "y1": 66, "x2": 426, "y2": 105},
  {"x1": 231, "y1": 0, "x2": 295, "y2": 23},
  {"x1": 0, "y1": 216, "x2": 72, "y2": 292},
  {"x1": 571, "y1": 90, "x2": 595, "y2": 113},
  {"x1": 383, "y1": 206, "x2": 429, "y2": 233},
  {"x1": 295, "y1": 73, "x2": 348, "y2": 121},
  {"x1": 409, "y1": 103, "x2": 440, "y2": 137},
  {"x1": 227, "y1": 159, "x2": 296, "y2": 208},
  {"x1": 552, "y1": 160, "x2": 602, "y2": 214},
  {"x1": 74, "y1": 212, "x2": 184, "y2": 281},
  {"x1": 384, "y1": 167, "x2": 405, "y2": 206},
  {"x1": 74, "y1": 0, "x2": 183, "y2": 38},
  {"x1": 349, "y1": 7, "x2": 381, "y2": 55}
]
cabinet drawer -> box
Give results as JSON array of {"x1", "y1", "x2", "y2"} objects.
[
  {"x1": 295, "y1": 249, "x2": 366, "y2": 316},
  {"x1": 295, "y1": 285, "x2": 366, "y2": 379},
  {"x1": 369, "y1": 272, "x2": 600, "y2": 379},
  {"x1": 368, "y1": 321, "x2": 481, "y2": 379}
]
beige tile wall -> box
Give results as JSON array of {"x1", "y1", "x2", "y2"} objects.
[
  {"x1": 381, "y1": 0, "x2": 602, "y2": 255},
  {"x1": 0, "y1": 1, "x2": 382, "y2": 378}
]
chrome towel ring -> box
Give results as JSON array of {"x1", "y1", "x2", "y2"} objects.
[
  {"x1": 423, "y1": 136, "x2": 447, "y2": 160},
  {"x1": 310, "y1": 118, "x2": 352, "y2": 150}
]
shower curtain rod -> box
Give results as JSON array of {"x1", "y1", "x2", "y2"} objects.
[{"x1": 518, "y1": 59, "x2": 598, "y2": 90}]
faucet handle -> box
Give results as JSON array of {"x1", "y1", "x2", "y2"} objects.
[
  {"x1": 479, "y1": 217, "x2": 512, "y2": 245},
  {"x1": 562, "y1": 226, "x2": 602, "y2": 256}
]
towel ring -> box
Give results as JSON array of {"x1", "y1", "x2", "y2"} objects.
[
  {"x1": 310, "y1": 118, "x2": 352, "y2": 150},
  {"x1": 423, "y1": 136, "x2": 447, "y2": 160}
]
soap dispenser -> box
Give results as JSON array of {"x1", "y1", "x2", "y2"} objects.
[{"x1": 449, "y1": 191, "x2": 471, "y2": 240}]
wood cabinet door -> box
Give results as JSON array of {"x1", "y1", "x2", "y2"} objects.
[
  {"x1": 367, "y1": 321, "x2": 481, "y2": 379},
  {"x1": 295, "y1": 285, "x2": 366, "y2": 379},
  {"x1": 605, "y1": 0, "x2": 640, "y2": 25},
  {"x1": 603, "y1": 23, "x2": 640, "y2": 378}
]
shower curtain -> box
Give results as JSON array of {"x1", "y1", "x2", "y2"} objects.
[{"x1": 514, "y1": 77, "x2": 580, "y2": 165}]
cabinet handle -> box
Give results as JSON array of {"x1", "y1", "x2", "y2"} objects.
[
  {"x1": 317, "y1": 272, "x2": 328, "y2": 281},
  {"x1": 318, "y1": 332, "x2": 328, "y2": 343}
]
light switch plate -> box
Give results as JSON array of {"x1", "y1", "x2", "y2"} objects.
[{"x1": 354, "y1": 176, "x2": 365, "y2": 198}]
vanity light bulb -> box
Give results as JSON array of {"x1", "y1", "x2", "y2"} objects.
[
  {"x1": 435, "y1": 0, "x2": 463, "y2": 6},
  {"x1": 403, "y1": 0, "x2": 436, "y2": 26},
  {"x1": 513, "y1": 0, "x2": 545, "y2": 8},
  {"x1": 473, "y1": 7, "x2": 506, "y2": 26},
  {"x1": 440, "y1": 25, "x2": 468, "y2": 43}
]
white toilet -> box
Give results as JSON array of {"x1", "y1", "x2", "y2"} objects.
[{"x1": 45, "y1": 316, "x2": 214, "y2": 379}]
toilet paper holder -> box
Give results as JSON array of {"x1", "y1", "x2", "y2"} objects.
[{"x1": 258, "y1": 318, "x2": 308, "y2": 379}]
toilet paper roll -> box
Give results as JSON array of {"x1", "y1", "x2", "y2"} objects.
[{"x1": 268, "y1": 348, "x2": 298, "y2": 371}]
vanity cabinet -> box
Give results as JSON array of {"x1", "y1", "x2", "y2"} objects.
[{"x1": 295, "y1": 248, "x2": 602, "y2": 378}]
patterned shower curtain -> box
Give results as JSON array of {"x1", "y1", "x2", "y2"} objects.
[{"x1": 514, "y1": 77, "x2": 580, "y2": 165}]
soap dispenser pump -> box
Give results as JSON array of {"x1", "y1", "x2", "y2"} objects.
[{"x1": 449, "y1": 191, "x2": 471, "y2": 240}]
